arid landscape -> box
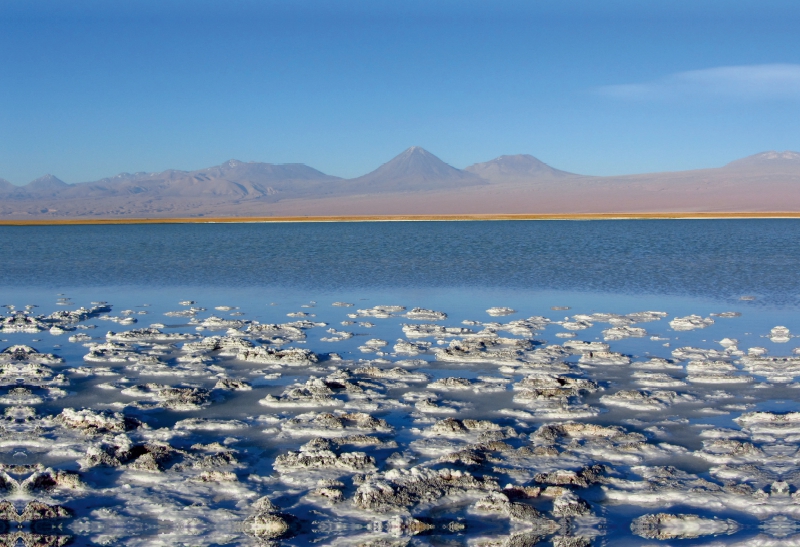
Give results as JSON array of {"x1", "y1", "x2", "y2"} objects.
[{"x1": 3, "y1": 148, "x2": 800, "y2": 220}]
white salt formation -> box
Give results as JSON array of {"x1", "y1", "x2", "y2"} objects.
[{"x1": 0, "y1": 298, "x2": 794, "y2": 546}]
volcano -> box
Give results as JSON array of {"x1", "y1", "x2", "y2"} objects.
[{"x1": 345, "y1": 146, "x2": 486, "y2": 193}]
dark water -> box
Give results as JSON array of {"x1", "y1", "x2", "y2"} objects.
[{"x1": 2, "y1": 220, "x2": 799, "y2": 305}]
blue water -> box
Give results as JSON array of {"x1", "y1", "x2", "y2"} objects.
[
  {"x1": 2, "y1": 220, "x2": 799, "y2": 306},
  {"x1": 2, "y1": 220, "x2": 800, "y2": 547}
]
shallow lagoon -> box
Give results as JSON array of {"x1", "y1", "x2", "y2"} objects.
[{"x1": 2, "y1": 220, "x2": 800, "y2": 546}]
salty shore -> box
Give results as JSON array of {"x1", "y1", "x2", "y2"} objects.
[{"x1": 3, "y1": 211, "x2": 800, "y2": 225}]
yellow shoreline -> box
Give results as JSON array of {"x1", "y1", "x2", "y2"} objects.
[{"x1": 2, "y1": 212, "x2": 800, "y2": 225}]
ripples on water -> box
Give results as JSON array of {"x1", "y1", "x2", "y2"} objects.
[
  {"x1": 1, "y1": 220, "x2": 800, "y2": 546},
  {"x1": 2, "y1": 220, "x2": 800, "y2": 305}
]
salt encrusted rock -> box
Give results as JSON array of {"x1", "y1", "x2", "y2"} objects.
[
  {"x1": 354, "y1": 366, "x2": 430, "y2": 382},
  {"x1": 196, "y1": 470, "x2": 237, "y2": 482},
  {"x1": 435, "y1": 338, "x2": 529, "y2": 364},
  {"x1": 551, "y1": 491, "x2": 592, "y2": 517},
  {"x1": 578, "y1": 351, "x2": 630, "y2": 366},
  {"x1": 20, "y1": 469, "x2": 83, "y2": 492},
  {"x1": 359, "y1": 339, "x2": 389, "y2": 353},
  {"x1": 0, "y1": 501, "x2": 71, "y2": 522},
  {"x1": 486, "y1": 307, "x2": 516, "y2": 316},
  {"x1": 697, "y1": 439, "x2": 765, "y2": 463},
  {"x1": 739, "y1": 355, "x2": 800, "y2": 383},
  {"x1": 43, "y1": 304, "x2": 110, "y2": 325},
  {"x1": 182, "y1": 335, "x2": 254, "y2": 355},
  {"x1": 82, "y1": 341, "x2": 143, "y2": 363},
  {"x1": 600, "y1": 390, "x2": 695, "y2": 411},
  {"x1": 353, "y1": 305, "x2": 406, "y2": 319},
  {"x1": 562, "y1": 341, "x2": 609, "y2": 353},
  {"x1": 534, "y1": 465, "x2": 605, "y2": 488},
  {"x1": 430, "y1": 417, "x2": 468, "y2": 434},
  {"x1": 57, "y1": 408, "x2": 140, "y2": 433},
  {"x1": 128, "y1": 442, "x2": 180, "y2": 472},
  {"x1": 105, "y1": 328, "x2": 196, "y2": 343},
  {"x1": 311, "y1": 479, "x2": 344, "y2": 503},
  {"x1": 631, "y1": 513, "x2": 739, "y2": 539},
  {"x1": 164, "y1": 306, "x2": 205, "y2": 317},
  {"x1": 274, "y1": 447, "x2": 376, "y2": 472},
  {"x1": 712, "y1": 311, "x2": 742, "y2": 317},
  {"x1": 84, "y1": 437, "x2": 195, "y2": 472},
  {"x1": 534, "y1": 422, "x2": 643, "y2": 443},
  {"x1": 602, "y1": 326, "x2": 647, "y2": 341},
  {"x1": 213, "y1": 377, "x2": 252, "y2": 390},
  {"x1": 0, "y1": 312, "x2": 48, "y2": 333},
  {"x1": 321, "y1": 328, "x2": 354, "y2": 342},
  {"x1": 552, "y1": 536, "x2": 592, "y2": 547},
  {"x1": 769, "y1": 326, "x2": 792, "y2": 343},
  {"x1": 367, "y1": 516, "x2": 436, "y2": 537},
  {"x1": 562, "y1": 319, "x2": 592, "y2": 330},
  {"x1": 354, "y1": 467, "x2": 499, "y2": 512},
  {"x1": 570, "y1": 311, "x2": 666, "y2": 327},
  {"x1": 427, "y1": 377, "x2": 473, "y2": 390},
  {"x1": 514, "y1": 376, "x2": 599, "y2": 395},
  {"x1": 260, "y1": 378, "x2": 343, "y2": 408},
  {"x1": 393, "y1": 339, "x2": 431, "y2": 355},
  {"x1": 671, "y1": 346, "x2": 736, "y2": 360},
  {"x1": 685, "y1": 360, "x2": 753, "y2": 384},
  {"x1": 174, "y1": 417, "x2": 248, "y2": 431},
  {"x1": 237, "y1": 346, "x2": 318, "y2": 366},
  {"x1": 0, "y1": 386, "x2": 52, "y2": 405},
  {"x1": 0, "y1": 345, "x2": 63, "y2": 365},
  {"x1": 282, "y1": 411, "x2": 393, "y2": 437},
  {"x1": 474, "y1": 492, "x2": 557, "y2": 526},
  {"x1": 0, "y1": 361, "x2": 57, "y2": 385},
  {"x1": 481, "y1": 316, "x2": 550, "y2": 337},
  {"x1": 631, "y1": 357, "x2": 682, "y2": 369},
  {"x1": 403, "y1": 308, "x2": 447, "y2": 321},
  {"x1": 669, "y1": 315, "x2": 714, "y2": 331},
  {"x1": 119, "y1": 383, "x2": 211, "y2": 410},
  {"x1": 402, "y1": 324, "x2": 474, "y2": 338},
  {"x1": 244, "y1": 497, "x2": 295, "y2": 541},
  {"x1": 191, "y1": 315, "x2": 249, "y2": 330},
  {"x1": 426, "y1": 418, "x2": 504, "y2": 438},
  {"x1": 632, "y1": 371, "x2": 687, "y2": 387},
  {"x1": 98, "y1": 314, "x2": 137, "y2": 325}
]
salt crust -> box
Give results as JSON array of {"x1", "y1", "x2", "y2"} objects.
[{"x1": 1, "y1": 300, "x2": 797, "y2": 545}]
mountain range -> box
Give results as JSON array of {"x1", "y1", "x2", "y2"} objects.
[{"x1": 2, "y1": 148, "x2": 800, "y2": 218}]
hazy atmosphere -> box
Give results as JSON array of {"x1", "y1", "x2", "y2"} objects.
[{"x1": 3, "y1": 0, "x2": 800, "y2": 184}]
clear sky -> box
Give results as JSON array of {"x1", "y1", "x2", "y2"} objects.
[{"x1": 2, "y1": 0, "x2": 800, "y2": 184}]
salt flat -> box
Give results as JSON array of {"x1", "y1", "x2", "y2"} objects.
[
  {"x1": 0, "y1": 220, "x2": 798, "y2": 545},
  {"x1": 0, "y1": 290, "x2": 799, "y2": 546}
]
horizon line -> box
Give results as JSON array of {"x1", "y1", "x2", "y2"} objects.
[{"x1": 3, "y1": 212, "x2": 800, "y2": 226}]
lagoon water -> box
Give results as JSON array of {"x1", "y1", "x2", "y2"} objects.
[{"x1": 2, "y1": 220, "x2": 800, "y2": 546}]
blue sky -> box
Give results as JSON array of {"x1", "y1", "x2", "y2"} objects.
[{"x1": 2, "y1": 0, "x2": 800, "y2": 183}]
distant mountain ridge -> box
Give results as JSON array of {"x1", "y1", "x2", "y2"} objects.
[
  {"x1": 1, "y1": 146, "x2": 567, "y2": 202},
  {"x1": 1, "y1": 159, "x2": 342, "y2": 202},
  {"x1": 464, "y1": 154, "x2": 580, "y2": 183},
  {"x1": 2, "y1": 148, "x2": 800, "y2": 218},
  {"x1": 724, "y1": 150, "x2": 800, "y2": 169}
]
